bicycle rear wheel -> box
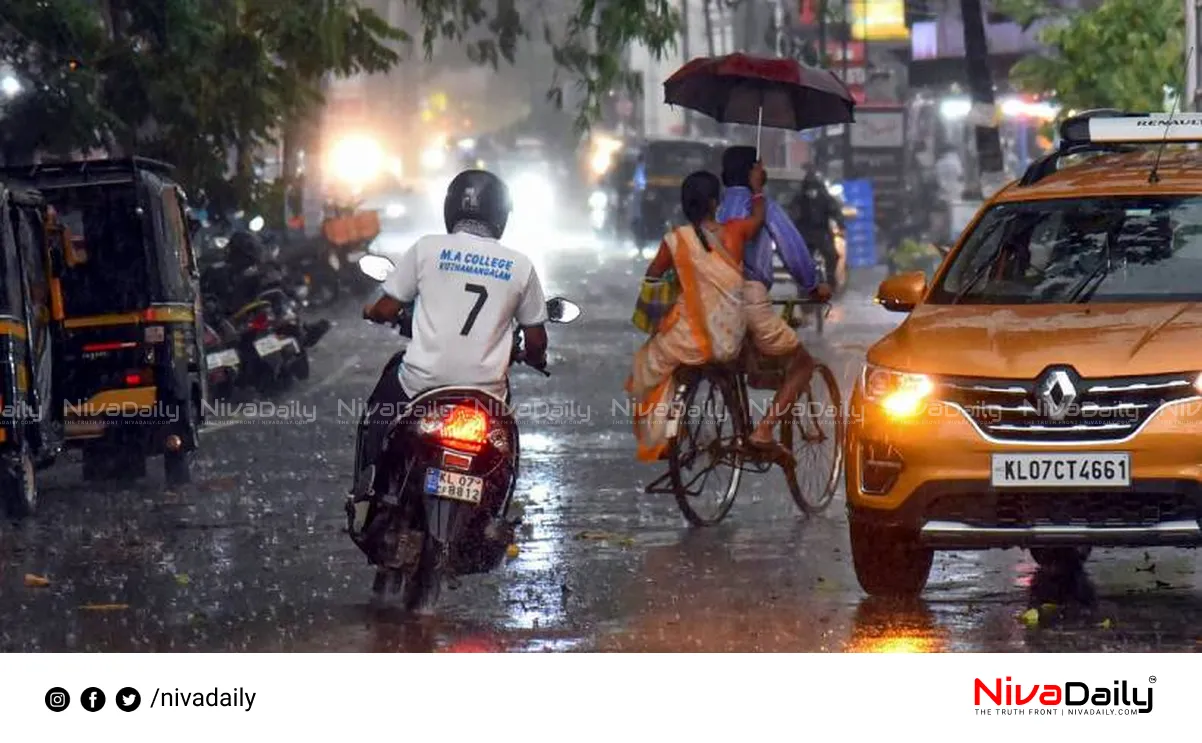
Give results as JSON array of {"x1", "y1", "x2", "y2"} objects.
[
  {"x1": 782, "y1": 363, "x2": 844, "y2": 514},
  {"x1": 669, "y1": 372, "x2": 745, "y2": 526}
]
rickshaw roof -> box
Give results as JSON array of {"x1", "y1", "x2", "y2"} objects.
[{"x1": 0, "y1": 156, "x2": 177, "y2": 191}]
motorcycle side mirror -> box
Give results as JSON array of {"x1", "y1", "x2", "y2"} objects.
[
  {"x1": 546, "y1": 297, "x2": 581, "y2": 324},
  {"x1": 359, "y1": 254, "x2": 395, "y2": 281}
]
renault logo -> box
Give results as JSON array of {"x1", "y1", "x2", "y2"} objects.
[{"x1": 1036, "y1": 369, "x2": 1077, "y2": 420}]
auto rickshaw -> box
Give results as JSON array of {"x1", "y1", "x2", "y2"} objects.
[
  {"x1": 2, "y1": 158, "x2": 206, "y2": 485},
  {"x1": 0, "y1": 181, "x2": 63, "y2": 517},
  {"x1": 632, "y1": 137, "x2": 727, "y2": 246}
]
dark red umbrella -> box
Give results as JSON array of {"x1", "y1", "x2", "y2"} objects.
[{"x1": 663, "y1": 53, "x2": 856, "y2": 151}]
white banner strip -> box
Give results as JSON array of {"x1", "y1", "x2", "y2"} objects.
[{"x1": 1, "y1": 653, "x2": 1186, "y2": 741}]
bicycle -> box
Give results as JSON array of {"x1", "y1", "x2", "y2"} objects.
[{"x1": 644, "y1": 299, "x2": 845, "y2": 526}]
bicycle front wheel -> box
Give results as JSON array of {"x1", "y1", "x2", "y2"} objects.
[
  {"x1": 782, "y1": 364, "x2": 844, "y2": 514},
  {"x1": 669, "y1": 372, "x2": 745, "y2": 526}
]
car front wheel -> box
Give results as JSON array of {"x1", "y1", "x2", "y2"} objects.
[{"x1": 849, "y1": 516, "x2": 933, "y2": 598}]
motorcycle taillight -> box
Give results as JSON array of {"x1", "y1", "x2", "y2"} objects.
[
  {"x1": 433, "y1": 404, "x2": 489, "y2": 452},
  {"x1": 247, "y1": 312, "x2": 271, "y2": 332}
]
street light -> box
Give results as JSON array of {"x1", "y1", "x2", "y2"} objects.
[{"x1": 1, "y1": 75, "x2": 20, "y2": 99}]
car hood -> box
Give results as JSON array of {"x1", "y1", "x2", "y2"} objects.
[{"x1": 871, "y1": 302, "x2": 1202, "y2": 378}]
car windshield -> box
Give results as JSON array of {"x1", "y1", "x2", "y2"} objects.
[
  {"x1": 54, "y1": 184, "x2": 150, "y2": 316},
  {"x1": 927, "y1": 195, "x2": 1202, "y2": 305},
  {"x1": 646, "y1": 143, "x2": 714, "y2": 175}
]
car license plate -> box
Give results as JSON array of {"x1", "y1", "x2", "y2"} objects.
[
  {"x1": 423, "y1": 468, "x2": 483, "y2": 504},
  {"x1": 206, "y1": 349, "x2": 240, "y2": 369},
  {"x1": 990, "y1": 453, "x2": 1131, "y2": 488}
]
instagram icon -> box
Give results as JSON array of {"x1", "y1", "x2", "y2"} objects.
[{"x1": 45, "y1": 687, "x2": 70, "y2": 712}]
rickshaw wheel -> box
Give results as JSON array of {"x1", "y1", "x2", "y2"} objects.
[
  {"x1": 165, "y1": 398, "x2": 199, "y2": 487},
  {"x1": 0, "y1": 440, "x2": 37, "y2": 519}
]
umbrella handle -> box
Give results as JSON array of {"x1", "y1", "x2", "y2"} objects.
[{"x1": 756, "y1": 105, "x2": 763, "y2": 156}]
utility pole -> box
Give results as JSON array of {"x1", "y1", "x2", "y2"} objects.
[
  {"x1": 959, "y1": 0, "x2": 1005, "y2": 198},
  {"x1": 816, "y1": 0, "x2": 827, "y2": 170},
  {"x1": 840, "y1": 0, "x2": 851, "y2": 181},
  {"x1": 1188, "y1": 0, "x2": 1200, "y2": 111}
]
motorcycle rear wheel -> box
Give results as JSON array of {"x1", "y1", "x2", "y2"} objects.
[{"x1": 402, "y1": 536, "x2": 443, "y2": 612}]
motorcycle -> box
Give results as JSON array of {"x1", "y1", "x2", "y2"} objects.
[
  {"x1": 229, "y1": 285, "x2": 316, "y2": 393},
  {"x1": 203, "y1": 310, "x2": 242, "y2": 399},
  {"x1": 349, "y1": 259, "x2": 582, "y2": 609}
]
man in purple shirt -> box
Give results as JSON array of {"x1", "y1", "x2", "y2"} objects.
[{"x1": 718, "y1": 146, "x2": 832, "y2": 460}]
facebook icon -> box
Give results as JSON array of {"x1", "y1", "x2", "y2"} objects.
[{"x1": 81, "y1": 687, "x2": 106, "y2": 712}]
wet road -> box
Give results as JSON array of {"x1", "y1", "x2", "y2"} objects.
[{"x1": 2, "y1": 229, "x2": 1201, "y2": 652}]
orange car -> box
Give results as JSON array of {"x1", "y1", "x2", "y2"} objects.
[{"x1": 846, "y1": 111, "x2": 1202, "y2": 597}]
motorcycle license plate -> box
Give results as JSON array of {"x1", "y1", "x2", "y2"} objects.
[
  {"x1": 253, "y1": 334, "x2": 297, "y2": 357},
  {"x1": 206, "y1": 349, "x2": 240, "y2": 369},
  {"x1": 424, "y1": 468, "x2": 483, "y2": 504}
]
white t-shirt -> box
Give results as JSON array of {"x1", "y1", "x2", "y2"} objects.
[{"x1": 381, "y1": 231, "x2": 548, "y2": 400}]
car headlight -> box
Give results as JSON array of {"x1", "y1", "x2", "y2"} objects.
[
  {"x1": 588, "y1": 191, "x2": 608, "y2": 210},
  {"x1": 862, "y1": 364, "x2": 935, "y2": 420},
  {"x1": 385, "y1": 202, "x2": 406, "y2": 219}
]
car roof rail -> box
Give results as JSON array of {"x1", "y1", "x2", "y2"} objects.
[{"x1": 1017, "y1": 109, "x2": 1159, "y2": 187}]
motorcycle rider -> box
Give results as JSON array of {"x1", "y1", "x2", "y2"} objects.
[
  {"x1": 790, "y1": 167, "x2": 845, "y2": 292},
  {"x1": 352, "y1": 169, "x2": 549, "y2": 502}
]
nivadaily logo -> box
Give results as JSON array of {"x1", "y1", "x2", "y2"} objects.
[{"x1": 974, "y1": 676, "x2": 1154, "y2": 716}]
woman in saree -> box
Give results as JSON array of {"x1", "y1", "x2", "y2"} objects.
[{"x1": 627, "y1": 169, "x2": 767, "y2": 461}]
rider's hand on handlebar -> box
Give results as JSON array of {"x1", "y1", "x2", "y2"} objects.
[{"x1": 811, "y1": 283, "x2": 833, "y2": 303}]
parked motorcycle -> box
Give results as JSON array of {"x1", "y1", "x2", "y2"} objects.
[
  {"x1": 229, "y1": 287, "x2": 316, "y2": 392},
  {"x1": 203, "y1": 314, "x2": 241, "y2": 399},
  {"x1": 349, "y1": 262, "x2": 582, "y2": 610}
]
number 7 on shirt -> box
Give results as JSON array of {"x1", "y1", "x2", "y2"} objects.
[{"x1": 461, "y1": 283, "x2": 488, "y2": 335}]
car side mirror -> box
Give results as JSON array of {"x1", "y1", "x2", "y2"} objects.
[
  {"x1": 875, "y1": 271, "x2": 927, "y2": 313},
  {"x1": 546, "y1": 297, "x2": 581, "y2": 323}
]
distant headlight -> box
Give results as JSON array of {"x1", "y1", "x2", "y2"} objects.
[
  {"x1": 385, "y1": 203, "x2": 406, "y2": 219},
  {"x1": 513, "y1": 171, "x2": 554, "y2": 212},
  {"x1": 588, "y1": 191, "x2": 608, "y2": 210},
  {"x1": 421, "y1": 146, "x2": 447, "y2": 171}
]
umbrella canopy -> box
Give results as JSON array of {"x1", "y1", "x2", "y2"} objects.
[{"x1": 663, "y1": 53, "x2": 855, "y2": 131}]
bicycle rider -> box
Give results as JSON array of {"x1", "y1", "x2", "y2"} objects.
[{"x1": 717, "y1": 146, "x2": 832, "y2": 462}]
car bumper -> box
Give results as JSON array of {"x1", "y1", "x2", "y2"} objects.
[{"x1": 845, "y1": 383, "x2": 1202, "y2": 548}]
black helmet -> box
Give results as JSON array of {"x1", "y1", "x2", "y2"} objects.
[{"x1": 443, "y1": 169, "x2": 512, "y2": 238}]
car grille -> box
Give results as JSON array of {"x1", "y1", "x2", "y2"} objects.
[
  {"x1": 937, "y1": 371, "x2": 1198, "y2": 443},
  {"x1": 926, "y1": 488, "x2": 1200, "y2": 528}
]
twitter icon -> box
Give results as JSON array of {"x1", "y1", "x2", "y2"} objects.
[{"x1": 116, "y1": 687, "x2": 141, "y2": 712}]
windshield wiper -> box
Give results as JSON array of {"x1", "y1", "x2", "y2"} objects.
[
  {"x1": 1067, "y1": 222, "x2": 1121, "y2": 303},
  {"x1": 950, "y1": 217, "x2": 1013, "y2": 304}
]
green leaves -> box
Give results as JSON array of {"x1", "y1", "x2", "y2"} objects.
[
  {"x1": 1008, "y1": 0, "x2": 1185, "y2": 114},
  {"x1": 3, "y1": 0, "x2": 683, "y2": 206}
]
